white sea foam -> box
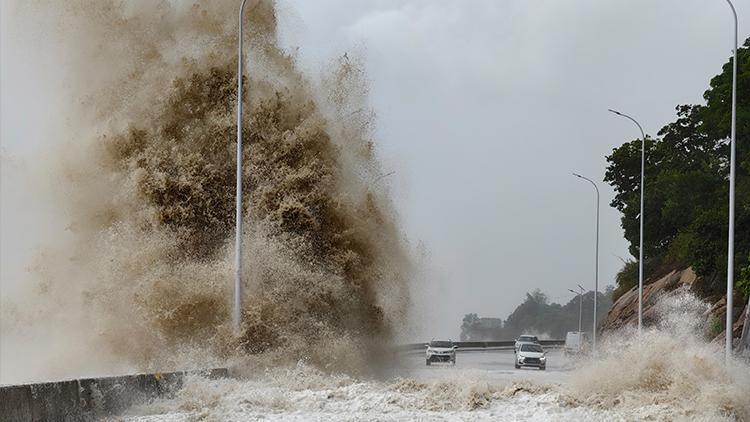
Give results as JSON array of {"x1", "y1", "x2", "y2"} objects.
[{"x1": 118, "y1": 290, "x2": 749, "y2": 421}]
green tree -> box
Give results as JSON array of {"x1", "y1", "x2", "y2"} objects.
[
  {"x1": 460, "y1": 313, "x2": 480, "y2": 341},
  {"x1": 500, "y1": 289, "x2": 612, "y2": 339},
  {"x1": 604, "y1": 38, "x2": 750, "y2": 301}
]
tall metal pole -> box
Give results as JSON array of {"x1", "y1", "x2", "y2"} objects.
[
  {"x1": 608, "y1": 109, "x2": 646, "y2": 335},
  {"x1": 724, "y1": 0, "x2": 738, "y2": 364},
  {"x1": 569, "y1": 286, "x2": 585, "y2": 333},
  {"x1": 235, "y1": 0, "x2": 249, "y2": 333},
  {"x1": 573, "y1": 173, "x2": 600, "y2": 352}
]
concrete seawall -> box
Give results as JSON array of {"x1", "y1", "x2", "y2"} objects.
[{"x1": 0, "y1": 368, "x2": 227, "y2": 422}]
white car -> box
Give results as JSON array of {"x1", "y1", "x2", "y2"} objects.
[
  {"x1": 515, "y1": 343, "x2": 546, "y2": 370},
  {"x1": 514, "y1": 335, "x2": 539, "y2": 353},
  {"x1": 425, "y1": 340, "x2": 457, "y2": 365}
]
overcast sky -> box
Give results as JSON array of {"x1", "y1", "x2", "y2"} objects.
[
  {"x1": 2, "y1": 1, "x2": 749, "y2": 340},
  {"x1": 277, "y1": 0, "x2": 749, "y2": 339}
]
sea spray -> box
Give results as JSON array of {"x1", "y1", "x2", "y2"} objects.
[
  {"x1": 1, "y1": 0, "x2": 411, "y2": 383},
  {"x1": 566, "y1": 288, "x2": 750, "y2": 420},
  {"x1": 121, "y1": 290, "x2": 750, "y2": 420}
]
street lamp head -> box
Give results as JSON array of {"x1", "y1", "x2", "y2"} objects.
[
  {"x1": 608, "y1": 108, "x2": 623, "y2": 116},
  {"x1": 578, "y1": 284, "x2": 585, "y2": 291},
  {"x1": 568, "y1": 289, "x2": 578, "y2": 294},
  {"x1": 572, "y1": 172, "x2": 582, "y2": 178}
]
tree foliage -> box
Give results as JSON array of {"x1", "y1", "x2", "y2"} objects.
[
  {"x1": 605, "y1": 38, "x2": 750, "y2": 299},
  {"x1": 460, "y1": 313, "x2": 480, "y2": 341},
  {"x1": 460, "y1": 288, "x2": 613, "y2": 340}
]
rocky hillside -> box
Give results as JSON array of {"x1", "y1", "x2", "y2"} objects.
[{"x1": 601, "y1": 267, "x2": 749, "y2": 351}]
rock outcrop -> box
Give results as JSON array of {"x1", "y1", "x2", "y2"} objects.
[
  {"x1": 601, "y1": 267, "x2": 747, "y2": 347},
  {"x1": 601, "y1": 267, "x2": 697, "y2": 332}
]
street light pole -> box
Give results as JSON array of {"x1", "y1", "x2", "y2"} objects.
[
  {"x1": 724, "y1": 0, "x2": 738, "y2": 364},
  {"x1": 569, "y1": 285, "x2": 585, "y2": 333},
  {"x1": 608, "y1": 109, "x2": 646, "y2": 335},
  {"x1": 234, "y1": 0, "x2": 249, "y2": 333},
  {"x1": 573, "y1": 173, "x2": 600, "y2": 352}
]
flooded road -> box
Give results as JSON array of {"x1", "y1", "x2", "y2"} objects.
[
  {"x1": 119, "y1": 349, "x2": 620, "y2": 422},
  {"x1": 395, "y1": 348, "x2": 571, "y2": 385}
]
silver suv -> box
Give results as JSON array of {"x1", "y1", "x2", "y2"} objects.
[{"x1": 425, "y1": 340, "x2": 457, "y2": 365}]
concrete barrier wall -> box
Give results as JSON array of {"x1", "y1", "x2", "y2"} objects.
[{"x1": 0, "y1": 368, "x2": 227, "y2": 422}]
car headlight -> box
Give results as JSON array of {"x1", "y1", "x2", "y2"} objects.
[{"x1": 540, "y1": 356, "x2": 546, "y2": 361}]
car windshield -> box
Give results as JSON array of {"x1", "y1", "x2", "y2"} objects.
[
  {"x1": 519, "y1": 336, "x2": 537, "y2": 342},
  {"x1": 520, "y1": 344, "x2": 543, "y2": 353},
  {"x1": 430, "y1": 341, "x2": 453, "y2": 348}
]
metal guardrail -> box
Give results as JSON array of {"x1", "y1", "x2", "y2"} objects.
[{"x1": 396, "y1": 339, "x2": 565, "y2": 352}]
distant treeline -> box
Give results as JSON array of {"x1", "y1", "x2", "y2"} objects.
[
  {"x1": 460, "y1": 288, "x2": 613, "y2": 341},
  {"x1": 604, "y1": 38, "x2": 750, "y2": 304}
]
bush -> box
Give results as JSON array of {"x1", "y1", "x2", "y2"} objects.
[
  {"x1": 612, "y1": 260, "x2": 638, "y2": 303},
  {"x1": 738, "y1": 254, "x2": 750, "y2": 301},
  {"x1": 708, "y1": 316, "x2": 723, "y2": 339}
]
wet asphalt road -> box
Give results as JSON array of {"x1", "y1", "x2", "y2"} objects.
[{"x1": 395, "y1": 348, "x2": 573, "y2": 385}]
